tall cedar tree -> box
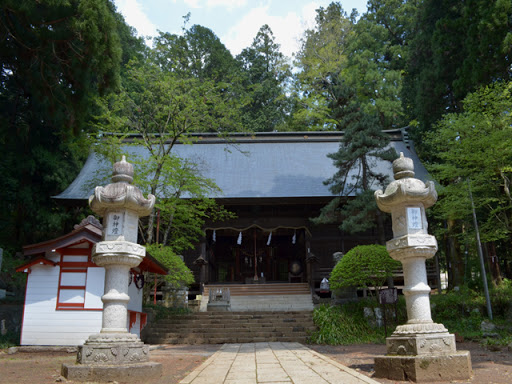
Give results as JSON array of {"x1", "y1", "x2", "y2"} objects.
[
  {"x1": 0, "y1": 0, "x2": 124, "y2": 250},
  {"x1": 404, "y1": 0, "x2": 512, "y2": 148},
  {"x1": 402, "y1": 0, "x2": 512, "y2": 287},
  {"x1": 292, "y1": 2, "x2": 355, "y2": 130},
  {"x1": 152, "y1": 24, "x2": 237, "y2": 83},
  {"x1": 236, "y1": 25, "x2": 292, "y2": 132},
  {"x1": 295, "y1": 3, "x2": 396, "y2": 237}
]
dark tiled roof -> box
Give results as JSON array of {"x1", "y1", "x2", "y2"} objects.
[{"x1": 54, "y1": 131, "x2": 430, "y2": 201}]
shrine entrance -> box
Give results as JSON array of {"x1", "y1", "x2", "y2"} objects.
[{"x1": 205, "y1": 226, "x2": 308, "y2": 284}]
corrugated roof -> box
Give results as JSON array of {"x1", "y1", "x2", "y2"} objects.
[{"x1": 54, "y1": 131, "x2": 430, "y2": 201}]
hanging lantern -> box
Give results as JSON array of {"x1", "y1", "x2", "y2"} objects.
[
  {"x1": 267, "y1": 231, "x2": 272, "y2": 246},
  {"x1": 237, "y1": 231, "x2": 242, "y2": 245}
]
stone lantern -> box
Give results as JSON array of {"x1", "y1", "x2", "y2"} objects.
[
  {"x1": 63, "y1": 156, "x2": 161, "y2": 381},
  {"x1": 373, "y1": 153, "x2": 471, "y2": 382}
]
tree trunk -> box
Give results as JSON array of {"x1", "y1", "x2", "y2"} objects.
[
  {"x1": 146, "y1": 209, "x2": 156, "y2": 245},
  {"x1": 162, "y1": 210, "x2": 175, "y2": 246},
  {"x1": 447, "y1": 219, "x2": 464, "y2": 289},
  {"x1": 486, "y1": 242, "x2": 502, "y2": 286}
]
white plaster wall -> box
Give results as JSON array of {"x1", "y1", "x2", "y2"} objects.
[
  {"x1": 127, "y1": 312, "x2": 142, "y2": 338},
  {"x1": 84, "y1": 267, "x2": 105, "y2": 308},
  {"x1": 21, "y1": 264, "x2": 144, "y2": 345},
  {"x1": 127, "y1": 277, "x2": 143, "y2": 312},
  {"x1": 21, "y1": 265, "x2": 102, "y2": 346}
]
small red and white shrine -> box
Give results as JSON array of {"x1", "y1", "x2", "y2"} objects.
[{"x1": 16, "y1": 216, "x2": 167, "y2": 346}]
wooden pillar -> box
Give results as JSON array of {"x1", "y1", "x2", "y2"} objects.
[
  {"x1": 235, "y1": 248, "x2": 241, "y2": 282},
  {"x1": 305, "y1": 231, "x2": 316, "y2": 291}
]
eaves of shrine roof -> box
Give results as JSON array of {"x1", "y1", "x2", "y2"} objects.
[{"x1": 54, "y1": 130, "x2": 430, "y2": 202}]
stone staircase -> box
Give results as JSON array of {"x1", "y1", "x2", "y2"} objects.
[
  {"x1": 201, "y1": 283, "x2": 314, "y2": 312},
  {"x1": 143, "y1": 311, "x2": 316, "y2": 344}
]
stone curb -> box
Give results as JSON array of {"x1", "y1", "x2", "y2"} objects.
[
  {"x1": 5, "y1": 344, "x2": 164, "y2": 355},
  {"x1": 6, "y1": 346, "x2": 77, "y2": 354}
]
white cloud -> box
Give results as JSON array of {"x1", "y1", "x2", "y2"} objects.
[
  {"x1": 221, "y1": 2, "x2": 322, "y2": 59},
  {"x1": 114, "y1": 0, "x2": 158, "y2": 39},
  {"x1": 301, "y1": 2, "x2": 322, "y2": 31},
  {"x1": 207, "y1": 0, "x2": 247, "y2": 8},
  {"x1": 184, "y1": 0, "x2": 201, "y2": 8},
  {"x1": 183, "y1": 0, "x2": 247, "y2": 9}
]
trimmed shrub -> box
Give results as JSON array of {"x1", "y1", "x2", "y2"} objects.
[{"x1": 330, "y1": 244, "x2": 401, "y2": 300}]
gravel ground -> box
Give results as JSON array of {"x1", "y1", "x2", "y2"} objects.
[{"x1": 0, "y1": 341, "x2": 510, "y2": 383}]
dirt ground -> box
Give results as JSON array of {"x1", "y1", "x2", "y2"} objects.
[
  {"x1": 0, "y1": 342, "x2": 510, "y2": 383},
  {"x1": 310, "y1": 342, "x2": 512, "y2": 384}
]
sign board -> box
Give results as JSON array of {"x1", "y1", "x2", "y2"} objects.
[
  {"x1": 407, "y1": 207, "x2": 422, "y2": 230},
  {"x1": 379, "y1": 288, "x2": 398, "y2": 305},
  {"x1": 107, "y1": 212, "x2": 124, "y2": 236}
]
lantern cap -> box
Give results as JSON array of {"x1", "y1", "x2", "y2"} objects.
[
  {"x1": 393, "y1": 152, "x2": 415, "y2": 180},
  {"x1": 89, "y1": 156, "x2": 155, "y2": 217},
  {"x1": 112, "y1": 155, "x2": 134, "y2": 184},
  {"x1": 374, "y1": 153, "x2": 437, "y2": 212}
]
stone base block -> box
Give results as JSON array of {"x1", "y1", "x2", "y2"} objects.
[
  {"x1": 374, "y1": 351, "x2": 472, "y2": 382},
  {"x1": 62, "y1": 361, "x2": 162, "y2": 382},
  {"x1": 386, "y1": 331, "x2": 456, "y2": 355},
  {"x1": 78, "y1": 341, "x2": 149, "y2": 364}
]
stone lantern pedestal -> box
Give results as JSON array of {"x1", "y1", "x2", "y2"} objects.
[
  {"x1": 373, "y1": 153, "x2": 471, "y2": 382},
  {"x1": 62, "y1": 157, "x2": 162, "y2": 382}
]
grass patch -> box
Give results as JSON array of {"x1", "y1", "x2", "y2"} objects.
[
  {"x1": 310, "y1": 300, "x2": 394, "y2": 345},
  {"x1": 144, "y1": 304, "x2": 191, "y2": 321},
  {"x1": 431, "y1": 280, "x2": 512, "y2": 342},
  {"x1": 0, "y1": 331, "x2": 19, "y2": 349},
  {"x1": 311, "y1": 280, "x2": 512, "y2": 346}
]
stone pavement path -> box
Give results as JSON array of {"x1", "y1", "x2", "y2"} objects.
[{"x1": 179, "y1": 342, "x2": 380, "y2": 384}]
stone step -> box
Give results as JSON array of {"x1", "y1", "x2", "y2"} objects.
[
  {"x1": 143, "y1": 310, "x2": 316, "y2": 345},
  {"x1": 150, "y1": 322, "x2": 316, "y2": 331},
  {"x1": 146, "y1": 336, "x2": 310, "y2": 345},
  {"x1": 150, "y1": 330, "x2": 313, "y2": 340},
  {"x1": 154, "y1": 312, "x2": 314, "y2": 321},
  {"x1": 148, "y1": 325, "x2": 316, "y2": 335},
  {"x1": 204, "y1": 283, "x2": 311, "y2": 297},
  {"x1": 229, "y1": 295, "x2": 314, "y2": 312}
]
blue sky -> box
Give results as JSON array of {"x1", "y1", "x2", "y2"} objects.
[{"x1": 113, "y1": 0, "x2": 368, "y2": 58}]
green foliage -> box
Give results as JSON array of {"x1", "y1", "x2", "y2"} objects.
[
  {"x1": 347, "y1": 0, "x2": 413, "y2": 129},
  {"x1": 93, "y1": 60, "x2": 238, "y2": 246},
  {"x1": 310, "y1": 302, "x2": 386, "y2": 345},
  {"x1": 0, "y1": 330, "x2": 19, "y2": 349},
  {"x1": 146, "y1": 244, "x2": 194, "y2": 289},
  {"x1": 293, "y1": 2, "x2": 355, "y2": 130},
  {"x1": 0, "y1": 0, "x2": 127, "y2": 256},
  {"x1": 431, "y1": 281, "x2": 512, "y2": 341},
  {"x1": 311, "y1": 284, "x2": 512, "y2": 346},
  {"x1": 143, "y1": 304, "x2": 191, "y2": 321},
  {"x1": 0, "y1": 248, "x2": 27, "y2": 297},
  {"x1": 329, "y1": 245, "x2": 401, "y2": 297},
  {"x1": 152, "y1": 24, "x2": 237, "y2": 82},
  {"x1": 297, "y1": 3, "x2": 398, "y2": 234},
  {"x1": 425, "y1": 81, "x2": 512, "y2": 243},
  {"x1": 489, "y1": 278, "x2": 512, "y2": 318},
  {"x1": 431, "y1": 286, "x2": 485, "y2": 339},
  {"x1": 403, "y1": 0, "x2": 512, "y2": 138},
  {"x1": 236, "y1": 25, "x2": 292, "y2": 132}
]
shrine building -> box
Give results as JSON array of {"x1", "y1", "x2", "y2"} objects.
[{"x1": 54, "y1": 130, "x2": 433, "y2": 298}]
